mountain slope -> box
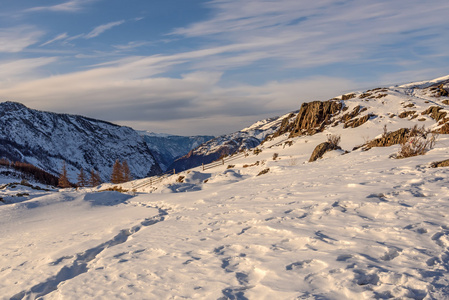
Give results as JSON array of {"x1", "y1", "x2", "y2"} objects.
[
  {"x1": 168, "y1": 111, "x2": 298, "y2": 172},
  {"x1": 0, "y1": 102, "x2": 161, "y2": 182},
  {"x1": 139, "y1": 132, "x2": 214, "y2": 171}
]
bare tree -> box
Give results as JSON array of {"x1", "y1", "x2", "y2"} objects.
[
  {"x1": 122, "y1": 160, "x2": 133, "y2": 182},
  {"x1": 89, "y1": 169, "x2": 102, "y2": 187},
  {"x1": 111, "y1": 160, "x2": 124, "y2": 184},
  {"x1": 77, "y1": 167, "x2": 88, "y2": 187},
  {"x1": 58, "y1": 161, "x2": 71, "y2": 188}
]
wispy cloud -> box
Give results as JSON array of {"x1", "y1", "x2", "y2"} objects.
[
  {"x1": 113, "y1": 41, "x2": 150, "y2": 51},
  {"x1": 40, "y1": 33, "x2": 68, "y2": 47},
  {"x1": 85, "y1": 20, "x2": 125, "y2": 39},
  {"x1": 0, "y1": 26, "x2": 43, "y2": 53},
  {"x1": 26, "y1": 0, "x2": 98, "y2": 13},
  {"x1": 0, "y1": 57, "x2": 58, "y2": 85},
  {"x1": 172, "y1": 0, "x2": 449, "y2": 70},
  {"x1": 0, "y1": 54, "x2": 355, "y2": 134}
]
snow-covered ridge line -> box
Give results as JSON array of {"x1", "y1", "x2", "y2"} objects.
[{"x1": 398, "y1": 74, "x2": 449, "y2": 89}]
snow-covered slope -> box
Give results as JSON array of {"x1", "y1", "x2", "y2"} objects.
[
  {"x1": 168, "y1": 111, "x2": 298, "y2": 172},
  {"x1": 138, "y1": 132, "x2": 214, "y2": 171},
  {"x1": 0, "y1": 102, "x2": 161, "y2": 182},
  {"x1": 1, "y1": 75, "x2": 449, "y2": 299}
]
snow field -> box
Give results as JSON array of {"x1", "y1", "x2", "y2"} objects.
[{"x1": 2, "y1": 80, "x2": 449, "y2": 299}]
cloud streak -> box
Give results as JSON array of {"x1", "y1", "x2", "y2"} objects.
[
  {"x1": 0, "y1": 26, "x2": 43, "y2": 53},
  {"x1": 26, "y1": 0, "x2": 98, "y2": 13},
  {"x1": 172, "y1": 0, "x2": 449, "y2": 69},
  {"x1": 85, "y1": 20, "x2": 125, "y2": 39},
  {"x1": 40, "y1": 33, "x2": 69, "y2": 46}
]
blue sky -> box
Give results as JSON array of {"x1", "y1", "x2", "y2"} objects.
[{"x1": 0, "y1": 0, "x2": 448, "y2": 135}]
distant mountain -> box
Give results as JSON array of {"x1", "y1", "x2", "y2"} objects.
[
  {"x1": 168, "y1": 112, "x2": 298, "y2": 172},
  {"x1": 0, "y1": 102, "x2": 161, "y2": 182},
  {"x1": 139, "y1": 132, "x2": 214, "y2": 171}
]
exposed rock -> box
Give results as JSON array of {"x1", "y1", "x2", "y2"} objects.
[
  {"x1": 288, "y1": 100, "x2": 343, "y2": 137},
  {"x1": 271, "y1": 113, "x2": 297, "y2": 138},
  {"x1": 359, "y1": 92, "x2": 372, "y2": 99},
  {"x1": 398, "y1": 111, "x2": 416, "y2": 118},
  {"x1": 438, "y1": 84, "x2": 448, "y2": 97},
  {"x1": 431, "y1": 159, "x2": 449, "y2": 168},
  {"x1": 436, "y1": 123, "x2": 449, "y2": 134},
  {"x1": 342, "y1": 93, "x2": 355, "y2": 100},
  {"x1": 309, "y1": 142, "x2": 342, "y2": 162},
  {"x1": 257, "y1": 168, "x2": 270, "y2": 176},
  {"x1": 421, "y1": 106, "x2": 447, "y2": 121},
  {"x1": 365, "y1": 128, "x2": 410, "y2": 149},
  {"x1": 442, "y1": 100, "x2": 449, "y2": 105},
  {"x1": 341, "y1": 106, "x2": 360, "y2": 122},
  {"x1": 344, "y1": 114, "x2": 374, "y2": 128}
]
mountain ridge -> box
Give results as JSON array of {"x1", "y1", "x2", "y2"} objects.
[{"x1": 0, "y1": 101, "x2": 161, "y2": 182}]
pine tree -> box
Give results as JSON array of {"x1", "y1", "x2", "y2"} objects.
[
  {"x1": 77, "y1": 167, "x2": 88, "y2": 187},
  {"x1": 111, "y1": 160, "x2": 124, "y2": 184},
  {"x1": 89, "y1": 169, "x2": 102, "y2": 187},
  {"x1": 122, "y1": 160, "x2": 133, "y2": 182},
  {"x1": 58, "y1": 161, "x2": 71, "y2": 188}
]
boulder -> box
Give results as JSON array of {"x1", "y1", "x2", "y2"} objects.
[{"x1": 309, "y1": 142, "x2": 342, "y2": 162}]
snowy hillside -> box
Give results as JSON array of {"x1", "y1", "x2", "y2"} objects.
[
  {"x1": 169, "y1": 112, "x2": 298, "y2": 172},
  {"x1": 0, "y1": 102, "x2": 161, "y2": 182},
  {"x1": 1, "y1": 75, "x2": 449, "y2": 299},
  {"x1": 138, "y1": 132, "x2": 214, "y2": 171}
]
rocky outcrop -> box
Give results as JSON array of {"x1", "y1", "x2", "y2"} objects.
[
  {"x1": 344, "y1": 114, "x2": 374, "y2": 128},
  {"x1": 309, "y1": 142, "x2": 342, "y2": 162},
  {"x1": 365, "y1": 128, "x2": 410, "y2": 149},
  {"x1": 342, "y1": 93, "x2": 356, "y2": 100},
  {"x1": 437, "y1": 84, "x2": 448, "y2": 97},
  {"x1": 421, "y1": 106, "x2": 447, "y2": 121},
  {"x1": 286, "y1": 100, "x2": 343, "y2": 137},
  {"x1": 270, "y1": 113, "x2": 297, "y2": 138},
  {"x1": 431, "y1": 159, "x2": 449, "y2": 168},
  {"x1": 436, "y1": 123, "x2": 449, "y2": 134},
  {"x1": 399, "y1": 111, "x2": 417, "y2": 119}
]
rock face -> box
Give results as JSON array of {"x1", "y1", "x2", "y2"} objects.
[
  {"x1": 309, "y1": 142, "x2": 342, "y2": 162},
  {"x1": 0, "y1": 101, "x2": 161, "y2": 182},
  {"x1": 276, "y1": 100, "x2": 342, "y2": 137}
]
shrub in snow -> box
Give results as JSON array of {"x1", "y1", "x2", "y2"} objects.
[
  {"x1": 397, "y1": 125, "x2": 437, "y2": 159},
  {"x1": 326, "y1": 134, "x2": 341, "y2": 148}
]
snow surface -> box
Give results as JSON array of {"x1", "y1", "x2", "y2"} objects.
[{"x1": 2, "y1": 77, "x2": 449, "y2": 299}]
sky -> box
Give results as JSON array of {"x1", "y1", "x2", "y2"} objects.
[{"x1": 0, "y1": 0, "x2": 448, "y2": 136}]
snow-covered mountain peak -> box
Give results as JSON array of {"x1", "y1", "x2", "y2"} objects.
[{"x1": 0, "y1": 101, "x2": 27, "y2": 111}]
